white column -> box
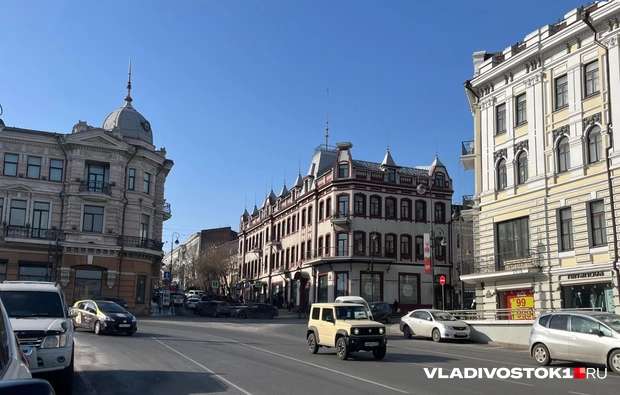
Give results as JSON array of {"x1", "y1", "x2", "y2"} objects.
[{"x1": 604, "y1": 35, "x2": 620, "y2": 145}]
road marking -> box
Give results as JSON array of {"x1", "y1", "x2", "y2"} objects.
[
  {"x1": 569, "y1": 392, "x2": 594, "y2": 395},
  {"x1": 152, "y1": 338, "x2": 253, "y2": 395},
  {"x1": 73, "y1": 338, "x2": 97, "y2": 395},
  {"x1": 156, "y1": 333, "x2": 409, "y2": 394}
]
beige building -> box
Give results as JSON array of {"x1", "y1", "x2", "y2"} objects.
[
  {"x1": 238, "y1": 141, "x2": 455, "y2": 311},
  {"x1": 0, "y1": 73, "x2": 173, "y2": 315},
  {"x1": 461, "y1": 2, "x2": 620, "y2": 316}
]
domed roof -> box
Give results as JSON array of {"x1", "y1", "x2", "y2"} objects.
[{"x1": 102, "y1": 62, "x2": 153, "y2": 145}]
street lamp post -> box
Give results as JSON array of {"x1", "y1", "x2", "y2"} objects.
[{"x1": 170, "y1": 232, "x2": 180, "y2": 287}]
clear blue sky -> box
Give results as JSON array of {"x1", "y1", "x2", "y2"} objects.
[{"x1": 0, "y1": 0, "x2": 587, "y2": 244}]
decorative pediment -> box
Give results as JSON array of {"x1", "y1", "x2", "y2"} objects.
[
  {"x1": 6, "y1": 184, "x2": 35, "y2": 193},
  {"x1": 65, "y1": 130, "x2": 130, "y2": 150},
  {"x1": 493, "y1": 148, "x2": 507, "y2": 162},
  {"x1": 514, "y1": 140, "x2": 529, "y2": 154},
  {"x1": 582, "y1": 112, "x2": 602, "y2": 130},
  {"x1": 552, "y1": 125, "x2": 570, "y2": 140}
]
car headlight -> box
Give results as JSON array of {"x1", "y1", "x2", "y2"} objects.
[
  {"x1": 104, "y1": 315, "x2": 115, "y2": 322},
  {"x1": 41, "y1": 334, "x2": 67, "y2": 348},
  {"x1": 379, "y1": 327, "x2": 385, "y2": 334},
  {"x1": 132, "y1": 316, "x2": 137, "y2": 322},
  {"x1": 353, "y1": 328, "x2": 360, "y2": 335}
]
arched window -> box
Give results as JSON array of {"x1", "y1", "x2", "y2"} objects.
[
  {"x1": 587, "y1": 126, "x2": 602, "y2": 163},
  {"x1": 558, "y1": 136, "x2": 570, "y2": 172},
  {"x1": 385, "y1": 197, "x2": 396, "y2": 218},
  {"x1": 517, "y1": 152, "x2": 528, "y2": 185},
  {"x1": 497, "y1": 159, "x2": 507, "y2": 190},
  {"x1": 415, "y1": 200, "x2": 426, "y2": 221},
  {"x1": 337, "y1": 233, "x2": 348, "y2": 256},
  {"x1": 385, "y1": 234, "x2": 396, "y2": 257},
  {"x1": 434, "y1": 202, "x2": 445, "y2": 223},
  {"x1": 370, "y1": 196, "x2": 381, "y2": 217},
  {"x1": 354, "y1": 194, "x2": 366, "y2": 216}
]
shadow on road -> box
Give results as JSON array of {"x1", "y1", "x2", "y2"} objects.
[{"x1": 313, "y1": 351, "x2": 458, "y2": 364}]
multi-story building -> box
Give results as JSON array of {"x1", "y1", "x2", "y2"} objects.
[
  {"x1": 0, "y1": 74, "x2": 173, "y2": 315},
  {"x1": 238, "y1": 141, "x2": 454, "y2": 312},
  {"x1": 461, "y1": 1, "x2": 620, "y2": 316},
  {"x1": 450, "y1": 201, "x2": 475, "y2": 309}
]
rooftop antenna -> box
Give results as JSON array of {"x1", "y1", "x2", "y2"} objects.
[
  {"x1": 436, "y1": 137, "x2": 438, "y2": 157},
  {"x1": 244, "y1": 195, "x2": 247, "y2": 210},
  {"x1": 125, "y1": 59, "x2": 133, "y2": 104},
  {"x1": 387, "y1": 130, "x2": 390, "y2": 151},
  {"x1": 284, "y1": 168, "x2": 286, "y2": 185},
  {"x1": 325, "y1": 88, "x2": 329, "y2": 148}
]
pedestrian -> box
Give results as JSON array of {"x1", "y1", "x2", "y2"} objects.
[
  {"x1": 393, "y1": 299, "x2": 400, "y2": 316},
  {"x1": 289, "y1": 298, "x2": 295, "y2": 313}
]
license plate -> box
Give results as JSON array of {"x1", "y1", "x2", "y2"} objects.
[
  {"x1": 455, "y1": 333, "x2": 467, "y2": 337},
  {"x1": 365, "y1": 342, "x2": 379, "y2": 347},
  {"x1": 119, "y1": 324, "x2": 130, "y2": 328}
]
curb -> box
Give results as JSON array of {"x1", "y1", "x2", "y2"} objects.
[{"x1": 487, "y1": 341, "x2": 529, "y2": 350}]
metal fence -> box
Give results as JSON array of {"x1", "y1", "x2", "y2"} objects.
[{"x1": 442, "y1": 307, "x2": 604, "y2": 321}]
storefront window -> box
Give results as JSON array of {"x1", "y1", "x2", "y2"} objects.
[
  {"x1": 74, "y1": 269, "x2": 103, "y2": 301},
  {"x1": 399, "y1": 274, "x2": 418, "y2": 305},
  {"x1": 360, "y1": 273, "x2": 381, "y2": 302},
  {"x1": 18, "y1": 262, "x2": 49, "y2": 281},
  {"x1": 503, "y1": 289, "x2": 535, "y2": 320},
  {"x1": 335, "y1": 272, "x2": 348, "y2": 298},
  {"x1": 562, "y1": 283, "x2": 614, "y2": 313},
  {"x1": 318, "y1": 275, "x2": 328, "y2": 302}
]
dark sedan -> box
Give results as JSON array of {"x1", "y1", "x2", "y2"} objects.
[
  {"x1": 93, "y1": 296, "x2": 128, "y2": 309},
  {"x1": 72, "y1": 300, "x2": 137, "y2": 335},
  {"x1": 237, "y1": 303, "x2": 278, "y2": 319}
]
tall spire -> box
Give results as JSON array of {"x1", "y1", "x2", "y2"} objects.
[
  {"x1": 125, "y1": 59, "x2": 133, "y2": 104},
  {"x1": 325, "y1": 88, "x2": 329, "y2": 147}
]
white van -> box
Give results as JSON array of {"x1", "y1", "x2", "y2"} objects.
[
  {"x1": 334, "y1": 296, "x2": 374, "y2": 321},
  {"x1": 187, "y1": 290, "x2": 203, "y2": 298}
]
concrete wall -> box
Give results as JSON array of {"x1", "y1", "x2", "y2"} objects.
[{"x1": 466, "y1": 320, "x2": 534, "y2": 347}]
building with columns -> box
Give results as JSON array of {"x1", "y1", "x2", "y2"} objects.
[
  {"x1": 237, "y1": 141, "x2": 454, "y2": 312},
  {"x1": 0, "y1": 71, "x2": 173, "y2": 315},
  {"x1": 461, "y1": 1, "x2": 620, "y2": 317}
]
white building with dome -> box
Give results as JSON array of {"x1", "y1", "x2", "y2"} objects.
[{"x1": 0, "y1": 67, "x2": 173, "y2": 315}]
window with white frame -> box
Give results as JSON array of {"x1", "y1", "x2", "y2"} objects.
[
  {"x1": 9, "y1": 200, "x2": 27, "y2": 227},
  {"x1": 587, "y1": 126, "x2": 602, "y2": 164},
  {"x1": 557, "y1": 136, "x2": 570, "y2": 172},
  {"x1": 590, "y1": 200, "x2": 606, "y2": 247},
  {"x1": 516, "y1": 94, "x2": 527, "y2": 125},
  {"x1": 497, "y1": 159, "x2": 507, "y2": 190},
  {"x1": 27, "y1": 157, "x2": 41, "y2": 179},
  {"x1": 517, "y1": 152, "x2": 528, "y2": 184},
  {"x1": 140, "y1": 214, "x2": 150, "y2": 239},
  {"x1": 584, "y1": 61, "x2": 600, "y2": 97}
]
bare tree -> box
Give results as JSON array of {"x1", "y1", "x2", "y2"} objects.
[{"x1": 194, "y1": 246, "x2": 236, "y2": 295}]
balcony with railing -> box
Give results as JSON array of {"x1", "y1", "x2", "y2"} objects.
[
  {"x1": 117, "y1": 236, "x2": 164, "y2": 252},
  {"x1": 459, "y1": 249, "x2": 543, "y2": 282},
  {"x1": 163, "y1": 202, "x2": 172, "y2": 221},
  {"x1": 79, "y1": 180, "x2": 112, "y2": 202},
  {"x1": 330, "y1": 210, "x2": 351, "y2": 229},
  {"x1": 4, "y1": 226, "x2": 66, "y2": 242},
  {"x1": 460, "y1": 140, "x2": 475, "y2": 171}
]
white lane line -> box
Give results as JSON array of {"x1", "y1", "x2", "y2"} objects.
[
  {"x1": 157, "y1": 332, "x2": 409, "y2": 394},
  {"x1": 569, "y1": 392, "x2": 594, "y2": 395},
  {"x1": 152, "y1": 338, "x2": 253, "y2": 395}
]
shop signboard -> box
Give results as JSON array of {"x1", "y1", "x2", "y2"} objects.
[
  {"x1": 423, "y1": 233, "x2": 431, "y2": 274},
  {"x1": 505, "y1": 290, "x2": 534, "y2": 320}
]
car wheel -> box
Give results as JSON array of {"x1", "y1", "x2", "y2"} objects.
[
  {"x1": 212, "y1": 310, "x2": 218, "y2": 318},
  {"x1": 403, "y1": 325, "x2": 413, "y2": 339},
  {"x1": 307, "y1": 333, "x2": 319, "y2": 354},
  {"x1": 336, "y1": 337, "x2": 349, "y2": 360},
  {"x1": 432, "y1": 328, "x2": 441, "y2": 342},
  {"x1": 239, "y1": 311, "x2": 247, "y2": 319},
  {"x1": 266, "y1": 312, "x2": 274, "y2": 319},
  {"x1": 609, "y1": 349, "x2": 620, "y2": 373},
  {"x1": 56, "y1": 347, "x2": 74, "y2": 394},
  {"x1": 372, "y1": 346, "x2": 387, "y2": 360},
  {"x1": 533, "y1": 343, "x2": 551, "y2": 366},
  {"x1": 94, "y1": 321, "x2": 101, "y2": 335}
]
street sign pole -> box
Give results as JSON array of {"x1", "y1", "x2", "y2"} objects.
[{"x1": 439, "y1": 275, "x2": 446, "y2": 310}]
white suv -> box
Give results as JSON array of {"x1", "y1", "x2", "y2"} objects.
[
  {"x1": 0, "y1": 281, "x2": 76, "y2": 393},
  {"x1": 0, "y1": 296, "x2": 31, "y2": 381}
]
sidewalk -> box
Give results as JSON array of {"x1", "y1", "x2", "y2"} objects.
[
  {"x1": 149, "y1": 303, "x2": 176, "y2": 316},
  {"x1": 277, "y1": 308, "x2": 307, "y2": 319}
]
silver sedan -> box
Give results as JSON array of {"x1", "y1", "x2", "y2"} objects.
[{"x1": 399, "y1": 309, "x2": 471, "y2": 342}]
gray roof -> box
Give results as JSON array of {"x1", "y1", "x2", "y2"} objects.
[
  {"x1": 381, "y1": 149, "x2": 397, "y2": 167},
  {"x1": 353, "y1": 160, "x2": 428, "y2": 177},
  {"x1": 279, "y1": 183, "x2": 289, "y2": 198},
  {"x1": 251, "y1": 205, "x2": 259, "y2": 216},
  {"x1": 294, "y1": 172, "x2": 303, "y2": 188}
]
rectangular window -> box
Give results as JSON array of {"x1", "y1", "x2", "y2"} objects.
[
  {"x1": 496, "y1": 103, "x2": 506, "y2": 134},
  {"x1": 140, "y1": 214, "x2": 150, "y2": 239},
  {"x1": 496, "y1": 217, "x2": 530, "y2": 270},
  {"x1": 318, "y1": 275, "x2": 328, "y2": 303},
  {"x1": 401, "y1": 200, "x2": 410, "y2": 220},
  {"x1": 136, "y1": 275, "x2": 147, "y2": 304},
  {"x1": 338, "y1": 163, "x2": 349, "y2": 178},
  {"x1": 335, "y1": 272, "x2": 349, "y2": 298},
  {"x1": 49, "y1": 159, "x2": 64, "y2": 181},
  {"x1": 387, "y1": 169, "x2": 396, "y2": 183},
  {"x1": 386, "y1": 199, "x2": 395, "y2": 218},
  {"x1": 27, "y1": 156, "x2": 41, "y2": 179},
  {"x1": 9, "y1": 200, "x2": 27, "y2": 227},
  {"x1": 516, "y1": 94, "x2": 527, "y2": 125},
  {"x1": 337, "y1": 234, "x2": 347, "y2": 256},
  {"x1": 354, "y1": 233, "x2": 365, "y2": 255},
  {"x1": 3, "y1": 154, "x2": 18, "y2": 177},
  {"x1": 74, "y1": 270, "x2": 103, "y2": 300},
  {"x1": 415, "y1": 201, "x2": 425, "y2": 221},
  {"x1": 590, "y1": 200, "x2": 606, "y2": 246},
  {"x1": 325, "y1": 235, "x2": 330, "y2": 256},
  {"x1": 370, "y1": 197, "x2": 380, "y2": 216},
  {"x1": 0, "y1": 259, "x2": 7, "y2": 282},
  {"x1": 143, "y1": 172, "x2": 151, "y2": 194},
  {"x1": 18, "y1": 262, "x2": 49, "y2": 281},
  {"x1": 559, "y1": 208, "x2": 573, "y2": 251},
  {"x1": 360, "y1": 273, "x2": 381, "y2": 303},
  {"x1": 337, "y1": 196, "x2": 348, "y2": 218},
  {"x1": 555, "y1": 75, "x2": 568, "y2": 109},
  {"x1": 83, "y1": 205, "x2": 104, "y2": 233},
  {"x1": 354, "y1": 195, "x2": 365, "y2": 215},
  {"x1": 401, "y1": 236, "x2": 410, "y2": 257},
  {"x1": 32, "y1": 202, "x2": 50, "y2": 239},
  {"x1": 128, "y1": 168, "x2": 136, "y2": 190},
  {"x1": 399, "y1": 273, "x2": 419, "y2": 305},
  {"x1": 385, "y1": 235, "x2": 395, "y2": 257},
  {"x1": 0, "y1": 198, "x2": 3, "y2": 223},
  {"x1": 584, "y1": 61, "x2": 600, "y2": 97}
]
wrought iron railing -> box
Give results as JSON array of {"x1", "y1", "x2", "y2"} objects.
[
  {"x1": 79, "y1": 180, "x2": 112, "y2": 195},
  {"x1": 461, "y1": 140, "x2": 474, "y2": 156},
  {"x1": 163, "y1": 202, "x2": 171, "y2": 215},
  {"x1": 5, "y1": 226, "x2": 66, "y2": 241},
  {"x1": 117, "y1": 236, "x2": 163, "y2": 252},
  {"x1": 445, "y1": 307, "x2": 604, "y2": 321},
  {"x1": 460, "y1": 249, "x2": 543, "y2": 275},
  {"x1": 462, "y1": 195, "x2": 474, "y2": 209}
]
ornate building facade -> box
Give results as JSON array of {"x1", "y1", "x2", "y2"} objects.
[
  {"x1": 0, "y1": 73, "x2": 173, "y2": 315},
  {"x1": 238, "y1": 142, "x2": 454, "y2": 312},
  {"x1": 461, "y1": 1, "x2": 620, "y2": 316}
]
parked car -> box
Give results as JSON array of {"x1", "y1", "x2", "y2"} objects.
[
  {"x1": 0, "y1": 281, "x2": 75, "y2": 394},
  {"x1": 369, "y1": 301, "x2": 392, "y2": 323},
  {"x1": 334, "y1": 296, "x2": 374, "y2": 321},
  {"x1": 529, "y1": 311, "x2": 620, "y2": 373},
  {"x1": 237, "y1": 303, "x2": 278, "y2": 319},
  {"x1": 170, "y1": 292, "x2": 184, "y2": 307},
  {"x1": 229, "y1": 303, "x2": 250, "y2": 316},
  {"x1": 93, "y1": 297, "x2": 128, "y2": 309},
  {"x1": 198, "y1": 301, "x2": 232, "y2": 317},
  {"x1": 185, "y1": 297, "x2": 201, "y2": 310},
  {"x1": 0, "y1": 296, "x2": 31, "y2": 381},
  {"x1": 72, "y1": 300, "x2": 137, "y2": 336},
  {"x1": 400, "y1": 309, "x2": 471, "y2": 342}
]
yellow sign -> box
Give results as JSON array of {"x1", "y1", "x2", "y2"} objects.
[{"x1": 508, "y1": 295, "x2": 534, "y2": 320}]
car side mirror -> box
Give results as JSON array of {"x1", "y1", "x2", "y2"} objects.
[
  {"x1": 590, "y1": 328, "x2": 603, "y2": 337},
  {"x1": 326, "y1": 316, "x2": 334, "y2": 323},
  {"x1": 68, "y1": 308, "x2": 78, "y2": 318}
]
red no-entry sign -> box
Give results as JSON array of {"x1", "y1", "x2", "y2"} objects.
[{"x1": 439, "y1": 276, "x2": 446, "y2": 286}]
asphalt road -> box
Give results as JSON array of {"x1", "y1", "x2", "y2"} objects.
[{"x1": 66, "y1": 312, "x2": 619, "y2": 395}]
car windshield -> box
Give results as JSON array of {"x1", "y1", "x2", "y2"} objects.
[
  {"x1": 594, "y1": 314, "x2": 620, "y2": 332},
  {"x1": 336, "y1": 306, "x2": 368, "y2": 320},
  {"x1": 431, "y1": 311, "x2": 458, "y2": 321},
  {"x1": 0, "y1": 291, "x2": 65, "y2": 318},
  {"x1": 98, "y1": 302, "x2": 127, "y2": 313}
]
